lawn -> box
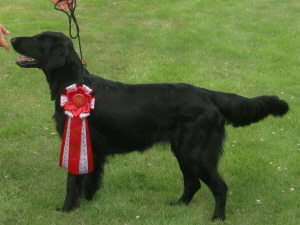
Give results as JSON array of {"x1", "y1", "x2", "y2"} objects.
[{"x1": 1, "y1": 0, "x2": 300, "y2": 224}]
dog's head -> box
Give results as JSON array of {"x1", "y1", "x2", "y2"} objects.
[{"x1": 11, "y1": 31, "x2": 73, "y2": 71}]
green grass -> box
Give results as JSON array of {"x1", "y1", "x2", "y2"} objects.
[{"x1": 1, "y1": 0, "x2": 300, "y2": 224}]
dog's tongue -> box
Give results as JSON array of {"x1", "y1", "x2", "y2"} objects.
[{"x1": 18, "y1": 56, "x2": 36, "y2": 62}]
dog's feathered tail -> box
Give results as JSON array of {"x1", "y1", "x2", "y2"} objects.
[{"x1": 211, "y1": 91, "x2": 289, "y2": 127}]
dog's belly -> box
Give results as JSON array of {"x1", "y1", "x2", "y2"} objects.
[{"x1": 89, "y1": 122, "x2": 171, "y2": 155}]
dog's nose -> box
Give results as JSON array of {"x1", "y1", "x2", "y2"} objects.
[{"x1": 10, "y1": 37, "x2": 17, "y2": 44}]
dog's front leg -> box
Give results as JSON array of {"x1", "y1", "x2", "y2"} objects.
[{"x1": 60, "y1": 173, "x2": 84, "y2": 212}]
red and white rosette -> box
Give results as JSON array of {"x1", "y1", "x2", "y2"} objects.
[{"x1": 59, "y1": 84, "x2": 95, "y2": 175}]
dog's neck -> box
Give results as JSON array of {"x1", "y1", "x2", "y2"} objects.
[{"x1": 43, "y1": 52, "x2": 88, "y2": 101}]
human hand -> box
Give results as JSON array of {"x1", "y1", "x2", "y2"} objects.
[
  {"x1": 50, "y1": 0, "x2": 74, "y2": 12},
  {"x1": 0, "y1": 24, "x2": 9, "y2": 51}
]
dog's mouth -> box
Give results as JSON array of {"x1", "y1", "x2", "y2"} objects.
[{"x1": 16, "y1": 55, "x2": 38, "y2": 67}]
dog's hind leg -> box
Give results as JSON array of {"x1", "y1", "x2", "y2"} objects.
[
  {"x1": 60, "y1": 173, "x2": 84, "y2": 212},
  {"x1": 197, "y1": 126, "x2": 228, "y2": 221},
  {"x1": 170, "y1": 112, "x2": 216, "y2": 206},
  {"x1": 171, "y1": 143, "x2": 201, "y2": 205},
  {"x1": 171, "y1": 110, "x2": 228, "y2": 220},
  {"x1": 198, "y1": 164, "x2": 228, "y2": 221}
]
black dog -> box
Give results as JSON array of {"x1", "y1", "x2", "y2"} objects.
[{"x1": 11, "y1": 31, "x2": 289, "y2": 221}]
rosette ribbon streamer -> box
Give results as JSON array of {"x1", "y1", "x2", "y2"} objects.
[{"x1": 60, "y1": 84, "x2": 95, "y2": 175}]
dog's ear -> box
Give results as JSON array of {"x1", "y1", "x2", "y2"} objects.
[{"x1": 45, "y1": 42, "x2": 68, "y2": 71}]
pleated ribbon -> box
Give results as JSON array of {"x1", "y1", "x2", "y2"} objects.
[{"x1": 59, "y1": 84, "x2": 95, "y2": 175}]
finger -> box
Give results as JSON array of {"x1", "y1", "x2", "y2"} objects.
[
  {"x1": 4, "y1": 43, "x2": 9, "y2": 51},
  {"x1": 67, "y1": 3, "x2": 74, "y2": 11},
  {"x1": 59, "y1": 3, "x2": 70, "y2": 12},
  {"x1": 0, "y1": 32, "x2": 5, "y2": 45},
  {"x1": 0, "y1": 26, "x2": 9, "y2": 34},
  {"x1": 65, "y1": 4, "x2": 71, "y2": 12},
  {"x1": 0, "y1": 36, "x2": 9, "y2": 51},
  {"x1": 64, "y1": 6, "x2": 70, "y2": 12}
]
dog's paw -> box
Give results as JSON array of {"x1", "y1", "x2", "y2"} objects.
[
  {"x1": 85, "y1": 196, "x2": 93, "y2": 201},
  {"x1": 211, "y1": 215, "x2": 225, "y2": 222},
  {"x1": 168, "y1": 200, "x2": 186, "y2": 206},
  {"x1": 56, "y1": 206, "x2": 73, "y2": 212}
]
